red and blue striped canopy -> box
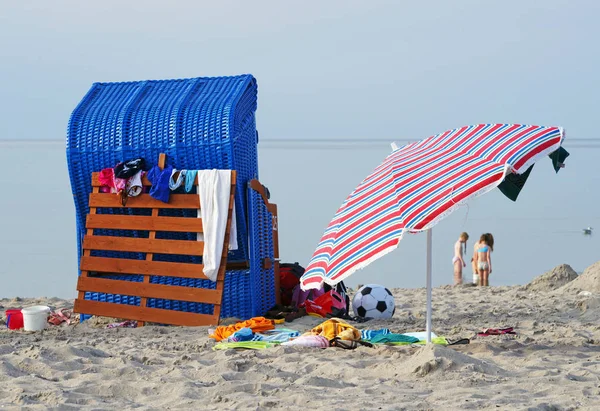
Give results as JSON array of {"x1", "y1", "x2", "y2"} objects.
[{"x1": 300, "y1": 124, "x2": 565, "y2": 290}]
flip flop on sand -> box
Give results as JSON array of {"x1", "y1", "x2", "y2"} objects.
[
  {"x1": 265, "y1": 305, "x2": 297, "y2": 320},
  {"x1": 284, "y1": 307, "x2": 307, "y2": 322},
  {"x1": 330, "y1": 337, "x2": 374, "y2": 350},
  {"x1": 106, "y1": 320, "x2": 137, "y2": 329},
  {"x1": 447, "y1": 338, "x2": 471, "y2": 345}
]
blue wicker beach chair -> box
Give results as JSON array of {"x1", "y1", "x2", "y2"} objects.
[{"x1": 67, "y1": 74, "x2": 276, "y2": 321}]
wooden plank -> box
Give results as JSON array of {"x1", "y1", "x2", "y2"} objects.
[
  {"x1": 77, "y1": 277, "x2": 222, "y2": 304},
  {"x1": 78, "y1": 185, "x2": 100, "y2": 302},
  {"x1": 83, "y1": 236, "x2": 204, "y2": 256},
  {"x1": 249, "y1": 179, "x2": 279, "y2": 259},
  {"x1": 74, "y1": 299, "x2": 219, "y2": 326},
  {"x1": 138, "y1": 155, "x2": 166, "y2": 326},
  {"x1": 212, "y1": 178, "x2": 235, "y2": 321},
  {"x1": 249, "y1": 179, "x2": 270, "y2": 206},
  {"x1": 90, "y1": 193, "x2": 200, "y2": 209},
  {"x1": 139, "y1": 153, "x2": 167, "y2": 325},
  {"x1": 80, "y1": 256, "x2": 208, "y2": 279},
  {"x1": 86, "y1": 214, "x2": 203, "y2": 233},
  {"x1": 262, "y1": 258, "x2": 273, "y2": 270}
]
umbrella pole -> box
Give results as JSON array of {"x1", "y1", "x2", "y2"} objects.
[{"x1": 426, "y1": 228, "x2": 432, "y2": 344}]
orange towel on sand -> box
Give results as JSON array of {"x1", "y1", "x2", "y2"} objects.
[{"x1": 209, "y1": 317, "x2": 275, "y2": 341}]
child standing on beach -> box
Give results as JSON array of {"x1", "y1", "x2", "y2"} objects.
[
  {"x1": 472, "y1": 232, "x2": 495, "y2": 285},
  {"x1": 452, "y1": 232, "x2": 469, "y2": 285},
  {"x1": 476, "y1": 234, "x2": 493, "y2": 286},
  {"x1": 471, "y1": 236, "x2": 482, "y2": 285}
]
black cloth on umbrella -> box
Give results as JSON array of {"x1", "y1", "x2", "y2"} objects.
[
  {"x1": 498, "y1": 164, "x2": 534, "y2": 202},
  {"x1": 548, "y1": 146, "x2": 570, "y2": 173}
]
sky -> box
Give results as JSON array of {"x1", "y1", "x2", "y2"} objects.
[{"x1": 0, "y1": 1, "x2": 599, "y2": 298}]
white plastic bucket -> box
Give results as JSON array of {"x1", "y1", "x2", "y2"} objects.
[{"x1": 21, "y1": 305, "x2": 51, "y2": 331}]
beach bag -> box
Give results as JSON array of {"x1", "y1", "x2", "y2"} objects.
[
  {"x1": 303, "y1": 290, "x2": 346, "y2": 317},
  {"x1": 279, "y1": 262, "x2": 305, "y2": 306},
  {"x1": 314, "y1": 290, "x2": 346, "y2": 314}
]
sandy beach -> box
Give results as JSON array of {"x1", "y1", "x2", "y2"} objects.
[{"x1": 2, "y1": 262, "x2": 600, "y2": 410}]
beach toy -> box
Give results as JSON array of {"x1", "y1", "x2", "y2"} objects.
[
  {"x1": 5, "y1": 309, "x2": 24, "y2": 330},
  {"x1": 352, "y1": 284, "x2": 395, "y2": 319},
  {"x1": 21, "y1": 305, "x2": 51, "y2": 331}
]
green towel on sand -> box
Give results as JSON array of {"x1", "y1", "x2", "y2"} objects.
[
  {"x1": 212, "y1": 341, "x2": 280, "y2": 350},
  {"x1": 384, "y1": 337, "x2": 448, "y2": 346},
  {"x1": 370, "y1": 334, "x2": 420, "y2": 344}
]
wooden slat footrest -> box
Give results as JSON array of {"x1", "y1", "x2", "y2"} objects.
[
  {"x1": 86, "y1": 214, "x2": 203, "y2": 233},
  {"x1": 77, "y1": 155, "x2": 236, "y2": 327},
  {"x1": 83, "y1": 236, "x2": 205, "y2": 256}
]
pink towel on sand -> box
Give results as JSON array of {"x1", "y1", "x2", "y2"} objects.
[{"x1": 281, "y1": 335, "x2": 329, "y2": 348}]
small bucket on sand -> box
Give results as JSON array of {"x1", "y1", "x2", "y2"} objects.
[
  {"x1": 5, "y1": 309, "x2": 24, "y2": 330},
  {"x1": 21, "y1": 306, "x2": 51, "y2": 331}
]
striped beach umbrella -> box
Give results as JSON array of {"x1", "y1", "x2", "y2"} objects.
[{"x1": 300, "y1": 124, "x2": 567, "y2": 341}]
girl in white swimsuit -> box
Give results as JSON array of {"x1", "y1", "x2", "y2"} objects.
[
  {"x1": 452, "y1": 232, "x2": 469, "y2": 285},
  {"x1": 472, "y1": 239, "x2": 481, "y2": 285}
]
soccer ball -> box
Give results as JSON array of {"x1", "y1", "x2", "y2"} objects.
[{"x1": 352, "y1": 284, "x2": 395, "y2": 319}]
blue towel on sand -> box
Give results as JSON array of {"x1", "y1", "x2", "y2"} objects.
[
  {"x1": 254, "y1": 328, "x2": 300, "y2": 342},
  {"x1": 370, "y1": 333, "x2": 420, "y2": 344},
  {"x1": 361, "y1": 329, "x2": 391, "y2": 341},
  {"x1": 227, "y1": 328, "x2": 300, "y2": 343},
  {"x1": 228, "y1": 328, "x2": 254, "y2": 342}
]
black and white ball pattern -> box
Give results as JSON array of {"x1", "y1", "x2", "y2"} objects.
[{"x1": 352, "y1": 284, "x2": 395, "y2": 319}]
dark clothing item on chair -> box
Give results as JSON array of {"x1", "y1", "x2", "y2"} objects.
[
  {"x1": 498, "y1": 165, "x2": 534, "y2": 202},
  {"x1": 147, "y1": 164, "x2": 174, "y2": 203},
  {"x1": 114, "y1": 158, "x2": 146, "y2": 179}
]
